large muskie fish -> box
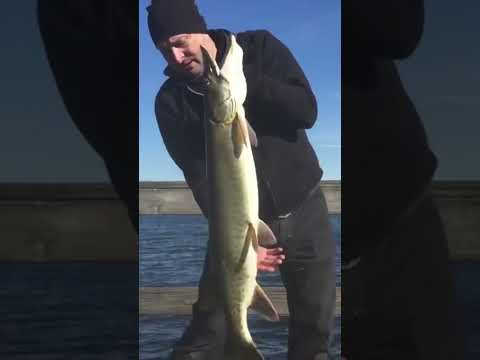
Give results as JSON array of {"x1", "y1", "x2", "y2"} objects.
[{"x1": 200, "y1": 37, "x2": 279, "y2": 360}]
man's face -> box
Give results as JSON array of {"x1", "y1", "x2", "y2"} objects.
[{"x1": 158, "y1": 34, "x2": 206, "y2": 79}]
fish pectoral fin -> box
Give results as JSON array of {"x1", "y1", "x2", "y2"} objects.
[
  {"x1": 249, "y1": 222, "x2": 259, "y2": 252},
  {"x1": 235, "y1": 223, "x2": 257, "y2": 272},
  {"x1": 239, "y1": 109, "x2": 258, "y2": 148},
  {"x1": 250, "y1": 283, "x2": 280, "y2": 322},
  {"x1": 232, "y1": 115, "x2": 245, "y2": 158},
  {"x1": 246, "y1": 119, "x2": 258, "y2": 147},
  {"x1": 257, "y1": 219, "x2": 277, "y2": 247}
]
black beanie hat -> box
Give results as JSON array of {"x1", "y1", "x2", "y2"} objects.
[{"x1": 147, "y1": 0, "x2": 207, "y2": 45}]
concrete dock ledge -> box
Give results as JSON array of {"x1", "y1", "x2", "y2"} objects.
[
  {"x1": 139, "y1": 286, "x2": 341, "y2": 317},
  {"x1": 1, "y1": 181, "x2": 480, "y2": 261},
  {"x1": 139, "y1": 180, "x2": 341, "y2": 214}
]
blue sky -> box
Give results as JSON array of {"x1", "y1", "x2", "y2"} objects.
[
  {"x1": 2, "y1": 2, "x2": 479, "y2": 182},
  {"x1": 139, "y1": 0, "x2": 340, "y2": 181}
]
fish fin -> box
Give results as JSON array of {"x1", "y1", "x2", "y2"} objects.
[
  {"x1": 225, "y1": 338, "x2": 264, "y2": 360},
  {"x1": 238, "y1": 107, "x2": 258, "y2": 147},
  {"x1": 249, "y1": 222, "x2": 259, "y2": 252},
  {"x1": 250, "y1": 283, "x2": 280, "y2": 322},
  {"x1": 238, "y1": 113, "x2": 249, "y2": 147},
  {"x1": 232, "y1": 114, "x2": 245, "y2": 158},
  {"x1": 235, "y1": 223, "x2": 256, "y2": 272},
  {"x1": 246, "y1": 119, "x2": 258, "y2": 147},
  {"x1": 257, "y1": 219, "x2": 277, "y2": 247}
]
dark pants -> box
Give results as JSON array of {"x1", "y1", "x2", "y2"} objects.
[
  {"x1": 342, "y1": 193, "x2": 465, "y2": 359},
  {"x1": 271, "y1": 184, "x2": 337, "y2": 359},
  {"x1": 176, "y1": 184, "x2": 336, "y2": 360}
]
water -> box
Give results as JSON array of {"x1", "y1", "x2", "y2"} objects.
[
  {"x1": 140, "y1": 214, "x2": 341, "y2": 359},
  {"x1": 0, "y1": 215, "x2": 476, "y2": 358},
  {"x1": 452, "y1": 262, "x2": 480, "y2": 358},
  {"x1": 0, "y1": 263, "x2": 138, "y2": 359}
]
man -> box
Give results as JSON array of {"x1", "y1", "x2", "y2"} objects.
[
  {"x1": 147, "y1": 1, "x2": 336, "y2": 359},
  {"x1": 342, "y1": 1, "x2": 465, "y2": 359}
]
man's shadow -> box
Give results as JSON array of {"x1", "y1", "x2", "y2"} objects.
[{"x1": 37, "y1": 0, "x2": 138, "y2": 232}]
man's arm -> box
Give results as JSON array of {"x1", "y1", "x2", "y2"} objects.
[
  {"x1": 155, "y1": 88, "x2": 210, "y2": 217},
  {"x1": 343, "y1": 0, "x2": 425, "y2": 59},
  {"x1": 244, "y1": 30, "x2": 318, "y2": 130}
]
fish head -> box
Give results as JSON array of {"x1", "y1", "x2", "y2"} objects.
[{"x1": 200, "y1": 46, "x2": 236, "y2": 125}]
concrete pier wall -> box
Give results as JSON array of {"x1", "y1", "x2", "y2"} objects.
[
  {"x1": 433, "y1": 182, "x2": 480, "y2": 260},
  {"x1": 0, "y1": 184, "x2": 137, "y2": 262},
  {"x1": 139, "y1": 180, "x2": 341, "y2": 215},
  {"x1": 1, "y1": 181, "x2": 479, "y2": 261}
]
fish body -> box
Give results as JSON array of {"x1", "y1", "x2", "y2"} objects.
[{"x1": 200, "y1": 37, "x2": 279, "y2": 360}]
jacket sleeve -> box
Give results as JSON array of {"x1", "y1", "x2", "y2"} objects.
[
  {"x1": 244, "y1": 30, "x2": 318, "y2": 129},
  {"x1": 343, "y1": 0, "x2": 425, "y2": 59},
  {"x1": 155, "y1": 89, "x2": 210, "y2": 217}
]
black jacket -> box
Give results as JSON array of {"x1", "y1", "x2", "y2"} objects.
[
  {"x1": 155, "y1": 29, "x2": 323, "y2": 221},
  {"x1": 342, "y1": 1, "x2": 437, "y2": 262}
]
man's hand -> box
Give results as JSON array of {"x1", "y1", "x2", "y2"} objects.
[{"x1": 257, "y1": 246, "x2": 285, "y2": 272}]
